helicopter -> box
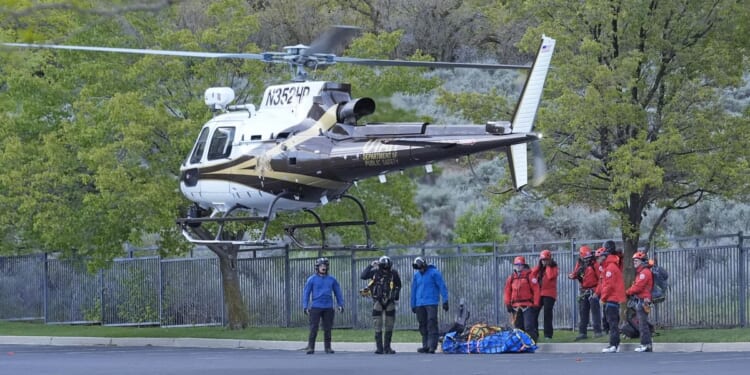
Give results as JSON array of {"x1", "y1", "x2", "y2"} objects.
[{"x1": 2, "y1": 26, "x2": 555, "y2": 250}]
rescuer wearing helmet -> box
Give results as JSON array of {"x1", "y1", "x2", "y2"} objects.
[
  {"x1": 361, "y1": 255, "x2": 402, "y2": 354},
  {"x1": 532, "y1": 249, "x2": 559, "y2": 340},
  {"x1": 503, "y1": 255, "x2": 540, "y2": 342},
  {"x1": 568, "y1": 245, "x2": 603, "y2": 340},
  {"x1": 410, "y1": 256, "x2": 449, "y2": 353},
  {"x1": 603, "y1": 240, "x2": 624, "y2": 270},
  {"x1": 626, "y1": 251, "x2": 654, "y2": 352},
  {"x1": 302, "y1": 257, "x2": 345, "y2": 354},
  {"x1": 596, "y1": 248, "x2": 626, "y2": 353}
]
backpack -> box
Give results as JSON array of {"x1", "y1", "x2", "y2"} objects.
[
  {"x1": 620, "y1": 310, "x2": 655, "y2": 339},
  {"x1": 650, "y1": 264, "x2": 669, "y2": 304},
  {"x1": 370, "y1": 269, "x2": 398, "y2": 302}
]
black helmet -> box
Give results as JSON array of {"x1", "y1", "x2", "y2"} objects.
[
  {"x1": 378, "y1": 256, "x2": 392, "y2": 270},
  {"x1": 603, "y1": 240, "x2": 617, "y2": 254},
  {"x1": 315, "y1": 257, "x2": 329, "y2": 273},
  {"x1": 412, "y1": 257, "x2": 426, "y2": 270}
]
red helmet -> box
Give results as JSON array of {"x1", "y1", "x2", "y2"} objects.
[
  {"x1": 540, "y1": 249, "x2": 552, "y2": 260},
  {"x1": 595, "y1": 247, "x2": 608, "y2": 257},
  {"x1": 579, "y1": 245, "x2": 591, "y2": 258},
  {"x1": 513, "y1": 256, "x2": 526, "y2": 265},
  {"x1": 633, "y1": 251, "x2": 648, "y2": 261}
]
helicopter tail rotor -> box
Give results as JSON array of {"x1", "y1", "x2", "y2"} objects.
[{"x1": 530, "y1": 140, "x2": 547, "y2": 186}]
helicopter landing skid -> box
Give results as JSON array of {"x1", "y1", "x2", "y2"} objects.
[
  {"x1": 284, "y1": 195, "x2": 375, "y2": 250},
  {"x1": 177, "y1": 194, "x2": 375, "y2": 250}
]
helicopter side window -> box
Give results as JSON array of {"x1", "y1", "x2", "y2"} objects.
[
  {"x1": 207, "y1": 127, "x2": 236, "y2": 160},
  {"x1": 189, "y1": 128, "x2": 210, "y2": 164}
]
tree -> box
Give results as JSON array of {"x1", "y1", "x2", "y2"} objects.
[
  {"x1": 1, "y1": 1, "x2": 435, "y2": 328},
  {"x1": 512, "y1": 0, "x2": 750, "y2": 283},
  {"x1": 1, "y1": 0, "x2": 268, "y2": 329}
]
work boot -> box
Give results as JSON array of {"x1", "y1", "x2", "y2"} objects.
[
  {"x1": 417, "y1": 335, "x2": 428, "y2": 353},
  {"x1": 384, "y1": 331, "x2": 396, "y2": 354},
  {"x1": 306, "y1": 333, "x2": 316, "y2": 354},
  {"x1": 574, "y1": 334, "x2": 588, "y2": 341},
  {"x1": 323, "y1": 334, "x2": 335, "y2": 354},
  {"x1": 374, "y1": 332, "x2": 384, "y2": 354}
]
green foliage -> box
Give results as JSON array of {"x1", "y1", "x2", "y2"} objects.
[
  {"x1": 83, "y1": 298, "x2": 102, "y2": 323},
  {"x1": 114, "y1": 267, "x2": 159, "y2": 324},
  {"x1": 453, "y1": 204, "x2": 507, "y2": 246},
  {"x1": 509, "y1": 0, "x2": 750, "y2": 252},
  {"x1": 0, "y1": 1, "x2": 267, "y2": 263}
]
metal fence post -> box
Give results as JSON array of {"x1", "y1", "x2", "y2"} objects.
[
  {"x1": 99, "y1": 269, "x2": 105, "y2": 324},
  {"x1": 284, "y1": 245, "x2": 291, "y2": 327},
  {"x1": 570, "y1": 239, "x2": 578, "y2": 331},
  {"x1": 493, "y1": 242, "x2": 500, "y2": 326},
  {"x1": 351, "y1": 250, "x2": 358, "y2": 328},
  {"x1": 42, "y1": 253, "x2": 48, "y2": 323},
  {"x1": 739, "y1": 232, "x2": 746, "y2": 327}
]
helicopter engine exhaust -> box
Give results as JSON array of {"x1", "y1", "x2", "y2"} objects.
[{"x1": 337, "y1": 97, "x2": 375, "y2": 125}]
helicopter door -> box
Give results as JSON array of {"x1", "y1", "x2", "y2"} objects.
[
  {"x1": 188, "y1": 127, "x2": 210, "y2": 165},
  {"x1": 206, "y1": 127, "x2": 235, "y2": 160}
]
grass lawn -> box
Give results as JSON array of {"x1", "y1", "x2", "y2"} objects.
[{"x1": 1, "y1": 321, "x2": 749, "y2": 343}]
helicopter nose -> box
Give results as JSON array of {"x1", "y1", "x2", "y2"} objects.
[{"x1": 181, "y1": 168, "x2": 200, "y2": 187}]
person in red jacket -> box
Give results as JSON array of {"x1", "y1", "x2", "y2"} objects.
[
  {"x1": 626, "y1": 251, "x2": 654, "y2": 352},
  {"x1": 597, "y1": 247, "x2": 626, "y2": 353},
  {"x1": 532, "y1": 249, "x2": 559, "y2": 340},
  {"x1": 568, "y1": 245, "x2": 602, "y2": 340},
  {"x1": 504, "y1": 256, "x2": 540, "y2": 341}
]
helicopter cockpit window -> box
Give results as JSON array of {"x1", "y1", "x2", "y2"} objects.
[
  {"x1": 207, "y1": 127, "x2": 235, "y2": 160},
  {"x1": 189, "y1": 128, "x2": 209, "y2": 164}
]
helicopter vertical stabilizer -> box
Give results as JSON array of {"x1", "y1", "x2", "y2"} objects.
[
  {"x1": 511, "y1": 36, "x2": 555, "y2": 134},
  {"x1": 508, "y1": 144, "x2": 529, "y2": 190},
  {"x1": 507, "y1": 36, "x2": 556, "y2": 190}
]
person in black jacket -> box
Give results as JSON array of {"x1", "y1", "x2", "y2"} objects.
[{"x1": 361, "y1": 256, "x2": 402, "y2": 354}]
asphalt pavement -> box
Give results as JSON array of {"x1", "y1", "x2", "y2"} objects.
[
  {"x1": 2, "y1": 342, "x2": 750, "y2": 375},
  {"x1": 1, "y1": 335, "x2": 749, "y2": 353}
]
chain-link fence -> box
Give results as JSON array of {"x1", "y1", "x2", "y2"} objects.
[{"x1": 1, "y1": 234, "x2": 747, "y2": 329}]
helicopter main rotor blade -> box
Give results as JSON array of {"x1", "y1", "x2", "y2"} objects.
[
  {"x1": 1, "y1": 43, "x2": 265, "y2": 60},
  {"x1": 305, "y1": 25, "x2": 361, "y2": 55},
  {"x1": 335, "y1": 56, "x2": 530, "y2": 70}
]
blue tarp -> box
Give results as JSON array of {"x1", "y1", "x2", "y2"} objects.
[{"x1": 442, "y1": 328, "x2": 537, "y2": 354}]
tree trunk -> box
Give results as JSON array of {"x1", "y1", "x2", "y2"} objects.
[
  {"x1": 217, "y1": 247, "x2": 249, "y2": 330},
  {"x1": 621, "y1": 194, "x2": 645, "y2": 291},
  {"x1": 189, "y1": 226, "x2": 250, "y2": 330}
]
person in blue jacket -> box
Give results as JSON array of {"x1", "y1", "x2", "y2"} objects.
[
  {"x1": 302, "y1": 257, "x2": 344, "y2": 354},
  {"x1": 410, "y1": 256, "x2": 449, "y2": 353}
]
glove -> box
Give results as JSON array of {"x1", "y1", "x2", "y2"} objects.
[
  {"x1": 303, "y1": 308, "x2": 310, "y2": 316},
  {"x1": 411, "y1": 307, "x2": 417, "y2": 314},
  {"x1": 337, "y1": 306, "x2": 344, "y2": 313},
  {"x1": 506, "y1": 304, "x2": 513, "y2": 313},
  {"x1": 442, "y1": 302, "x2": 449, "y2": 312}
]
